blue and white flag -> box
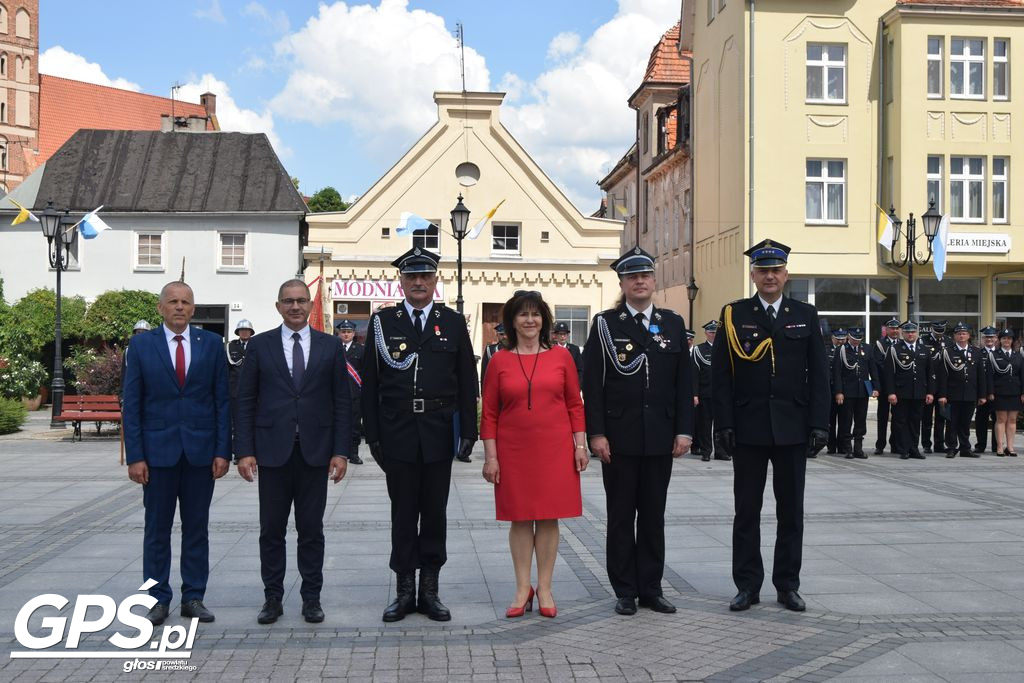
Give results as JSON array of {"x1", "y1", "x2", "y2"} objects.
[
  {"x1": 932, "y1": 214, "x2": 950, "y2": 281},
  {"x1": 394, "y1": 212, "x2": 433, "y2": 236},
  {"x1": 78, "y1": 206, "x2": 110, "y2": 239}
]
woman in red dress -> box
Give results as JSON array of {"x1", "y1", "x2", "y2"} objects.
[{"x1": 480, "y1": 291, "x2": 587, "y2": 619}]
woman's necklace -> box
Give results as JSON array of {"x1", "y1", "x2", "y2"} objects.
[{"x1": 515, "y1": 346, "x2": 540, "y2": 409}]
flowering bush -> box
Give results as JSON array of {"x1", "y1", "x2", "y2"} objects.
[
  {"x1": 0, "y1": 354, "x2": 48, "y2": 400},
  {"x1": 0, "y1": 397, "x2": 27, "y2": 434},
  {"x1": 66, "y1": 347, "x2": 124, "y2": 396}
]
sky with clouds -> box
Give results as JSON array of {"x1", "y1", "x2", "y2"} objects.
[{"x1": 39, "y1": 0, "x2": 680, "y2": 211}]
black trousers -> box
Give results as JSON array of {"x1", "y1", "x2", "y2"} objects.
[
  {"x1": 922, "y1": 401, "x2": 946, "y2": 449},
  {"x1": 891, "y1": 397, "x2": 924, "y2": 456},
  {"x1": 974, "y1": 401, "x2": 996, "y2": 451},
  {"x1": 732, "y1": 443, "x2": 806, "y2": 593},
  {"x1": 385, "y1": 455, "x2": 453, "y2": 573},
  {"x1": 837, "y1": 397, "x2": 868, "y2": 449},
  {"x1": 827, "y1": 400, "x2": 840, "y2": 450},
  {"x1": 694, "y1": 398, "x2": 713, "y2": 454},
  {"x1": 875, "y1": 399, "x2": 892, "y2": 450},
  {"x1": 258, "y1": 442, "x2": 328, "y2": 602},
  {"x1": 946, "y1": 401, "x2": 976, "y2": 454},
  {"x1": 601, "y1": 454, "x2": 673, "y2": 599}
]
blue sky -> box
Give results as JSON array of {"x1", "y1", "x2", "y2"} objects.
[{"x1": 40, "y1": 0, "x2": 680, "y2": 210}]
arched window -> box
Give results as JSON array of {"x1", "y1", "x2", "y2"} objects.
[
  {"x1": 0, "y1": 53, "x2": 6, "y2": 77},
  {"x1": 0, "y1": 137, "x2": 8, "y2": 170},
  {"x1": 0, "y1": 5, "x2": 8, "y2": 35},
  {"x1": 1, "y1": 102, "x2": 7, "y2": 123},
  {"x1": 14, "y1": 8, "x2": 28, "y2": 38},
  {"x1": 15, "y1": 55, "x2": 27, "y2": 83}
]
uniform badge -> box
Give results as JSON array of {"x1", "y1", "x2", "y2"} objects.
[
  {"x1": 743, "y1": 341, "x2": 753, "y2": 353},
  {"x1": 619, "y1": 312, "x2": 627, "y2": 320},
  {"x1": 392, "y1": 352, "x2": 401, "y2": 359},
  {"x1": 399, "y1": 343, "x2": 407, "y2": 351},
  {"x1": 753, "y1": 332, "x2": 759, "y2": 338},
  {"x1": 618, "y1": 353, "x2": 627, "y2": 362},
  {"x1": 784, "y1": 307, "x2": 790, "y2": 313},
  {"x1": 649, "y1": 324, "x2": 661, "y2": 335},
  {"x1": 396, "y1": 309, "x2": 404, "y2": 318},
  {"x1": 434, "y1": 309, "x2": 441, "y2": 318},
  {"x1": 654, "y1": 312, "x2": 662, "y2": 322},
  {"x1": 625, "y1": 343, "x2": 633, "y2": 351}
]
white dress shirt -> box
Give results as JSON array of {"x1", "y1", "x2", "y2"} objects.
[
  {"x1": 404, "y1": 300, "x2": 434, "y2": 329},
  {"x1": 282, "y1": 324, "x2": 311, "y2": 377},
  {"x1": 624, "y1": 302, "x2": 654, "y2": 329},
  {"x1": 758, "y1": 296, "x2": 781, "y2": 318},
  {"x1": 163, "y1": 325, "x2": 191, "y2": 373}
]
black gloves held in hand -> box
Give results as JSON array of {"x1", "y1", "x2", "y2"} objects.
[
  {"x1": 808, "y1": 429, "x2": 828, "y2": 458},
  {"x1": 714, "y1": 429, "x2": 735, "y2": 458},
  {"x1": 457, "y1": 438, "x2": 476, "y2": 461}
]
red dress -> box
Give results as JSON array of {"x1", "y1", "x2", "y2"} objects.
[{"x1": 480, "y1": 346, "x2": 585, "y2": 521}]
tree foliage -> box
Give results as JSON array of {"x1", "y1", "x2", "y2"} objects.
[
  {"x1": 82, "y1": 290, "x2": 160, "y2": 342},
  {"x1": 306, "y1": 186, "x2": 350, "y2": 213},
  {"x1": 1, "y1": 288, "x2": 86, "y2": 360}
]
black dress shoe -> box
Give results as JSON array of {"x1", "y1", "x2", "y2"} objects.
[
  {"x1": 714, "y1": 453, "x2": 732, "y2": 461},
  {"x1": 348, "y1": 454, "x2": 363, "y2": 465},
  {"x1": 729, "y1": 590, "x2": 759, "y2": 611},
  {"x1": 899, "y1": 453, "x2": 909, "y2": 460},
  {"x1": 946, "y1": 450, "x2": 956, "y2": 458},
  {"x1": 874, "y1": 447, "x2": 884, "y2": 455},
  {"x1": 963, "y1": 450, "x2": 979, "y2": 458},
  {"x1": 302, "y1": 599, "x2": 325, "y2": 623},
  {"x1": 910, "y1": 451, "x2": 926, "y2": 460},
  {"x1": 638, "y1": 595, "x2": 676, "y2": 613},
  {"x1": 844, "y1": 453, "x2": 854, "y2": 459},
  {"x1": 923, "y1": 446, "x2": 933, "y2": 454},
  {"x1": 257, "y1": 599, "x2": 284, "y2": 624},
  {"x1": 614, "y1": 597, "x2": 637, "y2": 615},
  {"x1": 777, "y1": 590, "x2": 806, "y2": 612},
  {"x1": 973, "y1": 445, "x2": 985, "y2": 453},
  {"x1": 181, "y1": 599, "x2": 215, "y2": 623},
  {"x1": 701, "y1": 454, "x2": 710, "y2": 462},
  {"x1": 146, "y1": 603, "x2": 169, "y2": 625}
]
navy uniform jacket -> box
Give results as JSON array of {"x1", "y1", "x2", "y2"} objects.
[
  {"x1": 343, "y1": 340, "x2": 365, "y2": 365},
  {"x1": 870, "y1": 337, "x2": 893, "y2": 386},
  {"x1": 693, "y1": 341, "x2": 713, "y2": 400},
  {"x1": 832, "y1": 343, "x2": 876, "y2": 398},
  {"x1": 989, "y1": 348, "x2": 1024, "y2": 396},
  {"x1": 227, "y1": 338, "x2": 248, "y2": 398},
  {"x1": 710, "y1": 296, "x2": 829, "y2": 447},
  {"x1": 557, "y1": 342, "x2": 584, "y2": 388},
  {"x1": 937, "y1": 344, "x2": 987, "y2": 401},
  {"x1": 233, "y1": 327, "x2": 351, "y2": 466},
  {"x1": 582, "y1": 305, "x2": 694, "y2": 456},
  {"x1": 881, "y1": 340, "x2": 935, "y2": 399},
  {"x1": 977, "y1": 345, "x2": 996, "y2": 396},
  {"x1": 360, "y1": 304, "x2": 478, "y2": 464},
  {"x1": 826, "y1": 343, "x2": 840, "y2": 395},
  {"x1": 480, "y1": 342, "x2": 500, "y2": 388}
]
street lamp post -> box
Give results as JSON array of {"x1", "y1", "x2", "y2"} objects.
[
  {"x1": 450, "y1": 194, "x2": 470, "y2": 315},
  {"x1": 39, "y1": 202, "x2": 76, "y2": 428},
  {"x1": 686, "y1": 276, "x2": 699, "y2": 330},
  {"x1": 887, "y1": 199, "x2": 943, "y2": 322}
]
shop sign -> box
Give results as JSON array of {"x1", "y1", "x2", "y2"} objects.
[
  {"x1": 331, "y1": 279, "x2": 444, "y2": 301},
  {"x1": 945, "y1": 233, "x2": 1011, "y2": 254}
]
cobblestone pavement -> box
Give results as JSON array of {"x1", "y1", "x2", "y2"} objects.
[{"x1": 2, "y1": 412, "x2": 1024, "y2": 681}]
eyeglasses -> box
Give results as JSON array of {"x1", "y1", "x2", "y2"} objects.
[
  {"x1": 514, "y1": 290, "x2": 541, "y2": 298},
  {"x1": 279, "y1": 298, "x2": 310, "y2": 306}
]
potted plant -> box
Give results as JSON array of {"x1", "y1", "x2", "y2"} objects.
[{"x1": 0, "y1": 354, "x2": 49, "y2": 410}]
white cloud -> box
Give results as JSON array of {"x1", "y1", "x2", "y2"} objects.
[
  {"x1": 269, "y1": 0, "x2": 489, "y2": 142},
  {"x1": 39, "y1": 46, "x2": 141, "y2": 91},
  {"x1": 242, "y1": 2, "x2": 290, "y2": 33},
  {"x1": 547, "y1": 32, "x2": 581, "y2": 61},
  {"x1": 194, "y1": 0, "x2": 225, "y2": 23},
  {"x1": 176, "y1": 74, "x2": 286, "y2": 156}
]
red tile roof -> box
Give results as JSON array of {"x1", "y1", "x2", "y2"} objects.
[
  {"x1": 898, "y1": 0, "x2": 1024, "y2": 6},
  {"x1": 643, "y1": 22, "x2": 691, "y2": 84},
  {"x1": 38, "y1": 75, "x2": 213, "y2": 162}
]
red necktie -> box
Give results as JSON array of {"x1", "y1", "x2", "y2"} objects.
[{"x1": 174, "y1": 335, "x2": 186, "y2": 387}]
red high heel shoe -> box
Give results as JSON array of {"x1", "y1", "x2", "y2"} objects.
[
  {"x1": 537, "y1": 588, "x2": 557, "y2": 618},
  {"x1": 505, "y1": 587, "x2": 534, "y2": 618}
]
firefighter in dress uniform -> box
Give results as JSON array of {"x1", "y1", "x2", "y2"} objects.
[
  {"x1": 826, "y1": 329, "x2": 847, "y2": 454},
  {"x1": 937, "y1": 322, "x2": 989, "y2": 458},
  {"x1": 692, "y1": 320, "x2": 728, "y2": 462},
  {"x1": 833, "y1": 327, "x2": 877, "y2": 459},
  {"x1": 921, "y1": 320, "x2": 951, "y2": 453},
  {"x1": 973, "y1": 326, "x2": 999, "y2": 454},
  {"x1": 335, "y1": 319, "x2": 365, "y2": 465},
  {"x1": 872, "y1": 319, "x2": 902, "y2": 454},
  {"x1": 881, "y1": 321, "x2": 934, "y2": 460}
]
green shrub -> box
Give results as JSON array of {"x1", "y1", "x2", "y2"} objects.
[
  {"x1": 67, "y1": 347, "x2": 123, "y2": 395},
  {"x1": 0, "y1": 397, "x2": 27, "y2": 435},
  {"x1": 82, "y1": 290, "x2": 159, "y2": 342},
  {"x1": 3, "y1": 288, "x2": 86, "y2": 360},
  {"x1": 0, "y1": 354, "x2": 49, "y2": 400}
]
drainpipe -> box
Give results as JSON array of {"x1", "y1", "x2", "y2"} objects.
[
  {"x1": 747, "y1": 0, "x2": 756, "y2": 296},
  {"x1": 636, "y1": 108, "x2": 642, "y2": 246},
  {"x1": 681, "y1": 54, "x2": 696, "y2": 327}
]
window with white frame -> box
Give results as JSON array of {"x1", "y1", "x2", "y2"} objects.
[
  {"x1": 927, "y1": 155, "x2": 943, "y2": 212},
  {"x1": 707, "y1": 0, "x2": 716, "y2": 23},
  {"x1": 806, "y1": 44, "x2": 846, "y2": 103},
  {"x1": 219, "y1": 233, "x2": 247, "y2": 269},
  {"x1": 950, "y1": 37, "x2": 985, "y2": 99},
  {"x1": 412, "y1": 223, "x2": 440, "y2": 253},
  {"x1": 950, "y1": 156, "x2": 985, "y2": 221},
  {"x1": 805, "y1": 159, "x2": 846, "y2": 224},
  {"x1": 994, "y1": 38, "x2": 1009, "y2": 100},
  {"x1": 491, "y1": 223, "x2": 520, "y2": 255},
  {"x1": 993, "y1": 157, "x2": 1009, "y2": 223},
  {"x1": 554, "y1": 305, "x2": 590, "y2": 346},
  {"x1": 135, "y1": 232, "x2": 165, "y2": 270},
  {"x1": 927, "y1": 36, "x2": 944, "y2": 97}
]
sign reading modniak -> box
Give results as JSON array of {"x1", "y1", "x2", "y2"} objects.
[
  {"x1": 332, "y1": 279, "x2": 444, "y2": 301},
  {"x1": 945, "y1": 233, "x2": 1012, "y2": 254}
]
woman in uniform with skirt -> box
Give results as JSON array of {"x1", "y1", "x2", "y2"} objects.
[{"x1": 989, "y1": 328, "x2": 1023, "y2": 457}]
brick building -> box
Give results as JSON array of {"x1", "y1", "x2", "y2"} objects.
[{"x1": 0, "y1": 0, "x2": 39, "y2": 192}]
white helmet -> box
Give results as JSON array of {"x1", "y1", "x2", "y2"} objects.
[
  {"x1": 133, "y1": 320, "x2": 151, "y2": 332},
  {"x1": 235, "y1": 319, "x2": 255, "y2": 334}
]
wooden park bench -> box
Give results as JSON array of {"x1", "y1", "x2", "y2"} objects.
[{"x1": 55, "y1": 394, "x2": 122, "y2": 442}]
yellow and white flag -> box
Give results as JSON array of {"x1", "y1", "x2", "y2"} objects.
[
  {"x1": 8, "y1": 198, "x2": 39, "y2": 226},
  {"x1": 876, "y1": 204, "x2": 895, "y2": 249},
  {"x1": 467, "y1": 199, "x2": 505, "y2": 240}
]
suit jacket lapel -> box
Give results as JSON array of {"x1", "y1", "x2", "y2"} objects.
[
  {"x1": 270, "y1": 326, "x2": 294, "y2": 387},
  {"x1": 747, "y1": 296, "x2": 773, "y2": 333},
  {"x1": 156, "y1": 325, "x2": 180, "y2": 387},
  {"x1": 184, "y1": 327, "x2": 203, "y2": 387},
  {"x1": 771, "y1": 297, "x2": 791, "y2": 334}
]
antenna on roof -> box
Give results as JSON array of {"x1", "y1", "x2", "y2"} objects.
[
  {"x1": 455, "y1": 22, "x2": 466, "y2": 93},
  {"x1": 170, "y1": 82, "x2": 183, "y2": 130},
  {"x1": 180, "y1": 257, "x2": 186, "y2": 282}
]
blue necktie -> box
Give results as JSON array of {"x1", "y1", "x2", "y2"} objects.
[{"x1": 291, "y1": 332, "x2": 304, "y2": 390}]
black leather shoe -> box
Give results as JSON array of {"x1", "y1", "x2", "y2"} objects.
[
  {"x1": 614, "y1": 597, "x2": 637, "y2": 615},
  {"x1": 729, "y1": 590, "x2": 759, "y2": 611},
  {"x1": 701, "y1": 454, "x2": 710, "y2": 462},
  {"x1": 963, "y1": 451, "x2": 979, "y2": 458},
  {"x1": 146, "y1": 603, "x2": 169, "y2": 625},
  {"x1": 946, "y1": 450, "x2": 956, "y2": 458},
  {"x1": 257, "y1": 599, "x2": 283, "y2": 624},
  {"x1": 973, "y1": 445, "x2": 985, "y2": 453},
  {"x1": 181, "y1": 599, "x2": 215, "y2": 623},
  {"x1": 899, "y1": 453, "x2": 909, "y2": 460},
  {"x1": 923, "y1": 446, "x2": 933, "y2": 454},
  {"x1": 383, "y1": 573, "x2": 416, "y2": 622},
  {"x1": 910, "y1": 451, "x2": 926, "y2": 460},
  {"x1": 302, "y1": 599, "x2": 325, "y2": 623},
  {"x1": 348, "y1": 454, "x2": 363, "y2": 465},
  {"x1": 417, "y1": 569, "x2": 451, "y2": 621},
  {"x1": 714, "y1": 453, "x2": 732, "y2": 461},
  {"x1": 874, "y1": 447, "x2": 884, "y2": 455},
  {"x1": 638, "y1": 595, "x2": 676, "y2": 613},
  {"x1": 777, "y1": 590, "x2": 806, "y2": 612}
]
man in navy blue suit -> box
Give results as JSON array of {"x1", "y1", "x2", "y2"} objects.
[
  {"x1": 122, "y1": 281, "x2": 231, "y2": 625},
  {"x1": 234, "y1": 279, "x2": 351, "y2": 624}
]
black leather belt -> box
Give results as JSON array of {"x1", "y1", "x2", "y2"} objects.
[{"x1": 403, "y1": 398, "x2": 454, "y2": 414}]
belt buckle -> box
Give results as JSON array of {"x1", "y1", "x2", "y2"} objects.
[{"x1": 413, "y1": 398, "x2": 425, "y2": 413}]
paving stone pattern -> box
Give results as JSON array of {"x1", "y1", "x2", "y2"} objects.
[{"x1": 2, "y1": 414, "x2": 1024, "y2": 681}]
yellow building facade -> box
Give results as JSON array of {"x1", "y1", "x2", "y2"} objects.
[
  {"x1": 683, "y1": 0, "x2": 1024, "y2": 339},
  {"x1": 305, "y1": 91, "x2": 623, "y2": 354}
]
